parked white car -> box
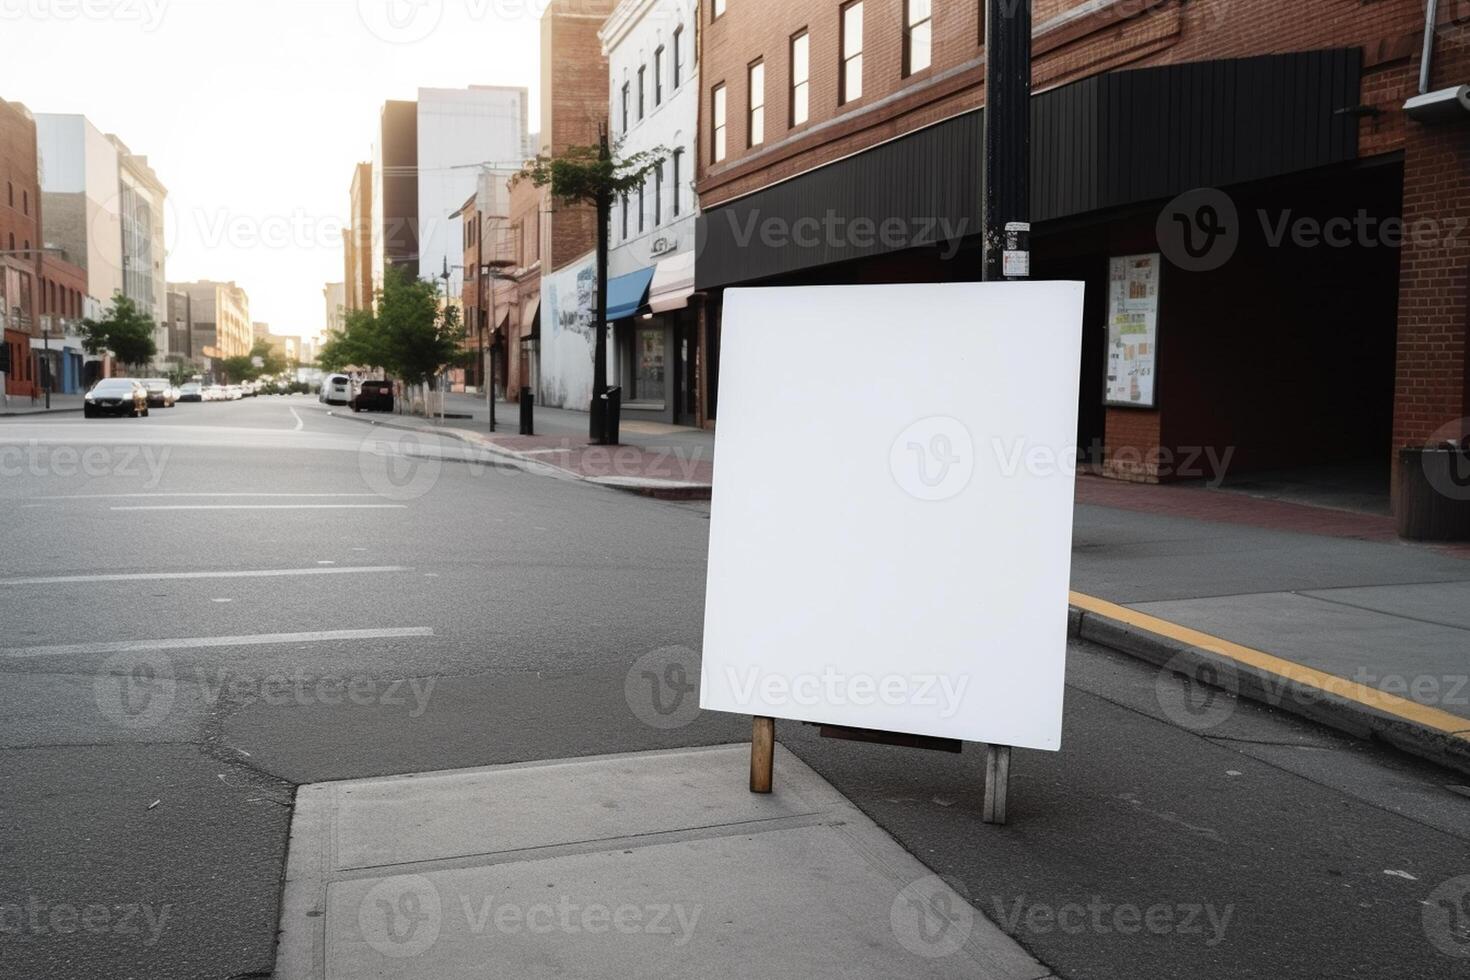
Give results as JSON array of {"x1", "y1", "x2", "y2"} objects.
[{"x1": 319, "y1": 374, "x2": 352, "y2": 406}]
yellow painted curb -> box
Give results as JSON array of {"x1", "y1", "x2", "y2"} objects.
[{"x1": 1069, "y1": 590, "x2": 1470, "y2": 743}]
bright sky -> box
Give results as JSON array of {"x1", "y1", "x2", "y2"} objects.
[{"x1": 1, "y1": 0, "x2": 545, "y2": 335}]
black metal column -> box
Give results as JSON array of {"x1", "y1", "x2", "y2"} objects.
[
  {"x1": 983, "y1": 0, "x2": 1032, "y2": 282},
  {"x1": 591, "y1": 124, "x2": 612, "y2": 443}
]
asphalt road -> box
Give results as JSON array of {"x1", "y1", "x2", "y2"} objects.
[{"x1": 1, "y1": 396, "x2": 1467, "y2": 979}]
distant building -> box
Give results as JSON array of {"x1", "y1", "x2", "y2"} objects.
[
  {"x1": 166, "y1": 288, "x2": 192, "y2": 361},
  {"x1": 417, "y1": 86, "x2": 529, "y2": 302},
  {"x1": 345, "y1": 162, "x2": 372, "y2": 311},
  {"x1": 111, "y1": 138, "x2": 168, "y2": 364},
  {"x1": 172, "y1": 280, "x2": 250, "y2": 364},
  {"x1": 531, "y1": 0, "x2": 618, "y2": 411},
  {"x1": 323, "y1": 282, "x2": 345, "y2": 337},
  {"x1": 1, "y1": 98, "x2": 43, "y2": 398},
  {"x1": 601, "y1": 0, "x2": 701, "y2": 426},
  {"x1": 35, "y1": 113, "x2": 124, "y2": 316},
  {"x1": 373, "y1": 100, "x2": 418, "y2": 294}
]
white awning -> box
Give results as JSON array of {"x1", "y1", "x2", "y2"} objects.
[{"x1": 648, "y1": 251, "x2": 696, "y2": 314}]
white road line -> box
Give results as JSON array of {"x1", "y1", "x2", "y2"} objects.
[
  {"x1": 1, "y1": 627, "x2": 435, "y2": 659},
  {"x1": 110, "y1": 504, "x2": 406, "y2": 511},
  {"x1": 0, "y1": 566, "x2": 412, "y2": 586},
  {"x1": 289, "y1": 407, "x2": 305, "y2": 431},
  {"x1": 26, "y1": 493, "x2": 379, "y2": 500}
]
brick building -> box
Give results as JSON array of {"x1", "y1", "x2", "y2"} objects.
[
  {"x1": 1, "y1": 97, "x2": 41, "y2": 398},
  {"x1": 36, "y1": 251, "x2": 87, "y2": 393},
  {"x1": 693, "y1": 0, "x2": 1470, "y2": 527}
]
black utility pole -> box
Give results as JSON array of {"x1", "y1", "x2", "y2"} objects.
[
  {"x1": 591, "y1": 123, "x2": 612, "y2": 444},
  {"x1": 982, "y1": 0, "x2": 1032, "y2": 283}
]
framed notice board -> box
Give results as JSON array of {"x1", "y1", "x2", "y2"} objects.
[{"x1": 1104, "y1": 253, "x2": 1161, "y2": 409}]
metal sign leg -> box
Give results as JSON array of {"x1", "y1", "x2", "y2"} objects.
[{"x1": 983, "y1": 744, "x2": 1011, "y2": 824}]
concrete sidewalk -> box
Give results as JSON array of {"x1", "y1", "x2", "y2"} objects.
[
  {"x1": 0, "y1": 392, "x2": 84, "y2": 416},
  {"x1": 1069, "y1": 477, "x2": 1470, "y2": 774},
  {"x1": 276, "y1": 745, "x2": 1053, "y2": 980},
  {"x1": 342, "y1": 393, "x2": 714, "y2": 498}
]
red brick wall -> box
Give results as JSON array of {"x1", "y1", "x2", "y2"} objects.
[
  {"x1": 544, "y1": 0, "x2": 617, "y2": 272},
  {"x1": 1392, "y1": 11, "x2": 1470, "y2": 496},
  {"x1": 697, "y1": 0, "x2": 1437, "y2": 207}
]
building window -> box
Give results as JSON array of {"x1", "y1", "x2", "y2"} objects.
[
  {"x1": 904, "y1": 0, "x2": 932, "y2": 76},
  {"x1": 654, "y1": 46, "x2": 665, "y2": 106},
  {"x1": 711, "y1": 83, "x2": 727, "y2": 163},
  {"x1": 621, "y1": 82, "x2": 630, "y2": 133},
  {"x1": 672, "y1": 149, "x2": 683, "y2": 217},
  {"x1": 654, "y1": 164, "x2": 663, "y2": 226},
  {"x1": 673, "y1": 26, "x2": 684, "y2": 87},
  {"x1": 638, "y1": 181, "x2": 646, "y2": 233},
  {"x1": 790, "y1": 30, "x2": 810, "y2": 126},
  {"x1": 21, "y1": 190, "x2": 28, "y2": 216},
  {"x1": 638, "y1": 65, "x2": 646, "y2": 120},
  {"x1": 712, "y1": 0, "x2": 725, "y2": 19},
  {"x1": 621, "y1": 193, "x2": 629, "y2": 240},
  {"x1": 841, "y1": 1, "x2": 864, "y2": 104},
  {"x1": 747, "y1": 61, "x2": 766, "y2": 146}
]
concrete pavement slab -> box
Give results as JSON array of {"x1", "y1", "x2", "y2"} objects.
[
  {"x1": 1300, "y1": 580, "x2": 1470, "y2": 631},
  {"x1": 1127, "y1": 590, "x2": 1470, "y2": 719},
  {"x1": 277, "y1": 745, "x2": 1053, "y2": 980}
]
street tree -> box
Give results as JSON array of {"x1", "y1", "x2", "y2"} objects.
[
  {"x1": 517, "y1": 130, "x2": 665, "y2": 443},
  {"x1": 316, "y1": 267, "x2": 464, "y2": 407},
  {"x1": 79, "y1": 292, "x2": 157, "y2": 372}
]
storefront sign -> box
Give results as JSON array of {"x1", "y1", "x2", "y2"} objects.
[
  {"x1": 1104, "y1": 253, "x2": 1161, "y2": 408},
  {"x1": 701, "y1": 282, "x2": 1085, "y2": 751}
]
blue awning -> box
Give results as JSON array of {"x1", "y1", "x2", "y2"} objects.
[{"x1": 605, "y1": 266, "x2": 655, "y2": 321}]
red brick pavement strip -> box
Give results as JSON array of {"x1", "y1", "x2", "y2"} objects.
[{"x1": 1075, "y1": 475, "x2": 1470, "y2": 558}]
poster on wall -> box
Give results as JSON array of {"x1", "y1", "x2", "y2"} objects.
[
  {"x1": 1104, "y1": 253, "x2": 1161, "y2": 408},
  {"x1": 700, "y1": 281, "x2": 1085, "y2": 751}
]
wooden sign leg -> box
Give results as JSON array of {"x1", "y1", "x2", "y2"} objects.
[
  {"x1": 750, "y1": 716, "x2": 775, "y2": 793},
  {"x1": 983, "y1": 744, "x2": 1011, "y2": 824}
]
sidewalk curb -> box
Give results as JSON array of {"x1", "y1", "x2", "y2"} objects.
[
  {"x1": 0, "y1": 407, "x2": 83, "y2": 417},
  {"x1": 333, "y1": 411, "x2": 713, "y2": 501},
  {"x1": 1068, "y1": 593, "x2": 1470, "y2": 778}
]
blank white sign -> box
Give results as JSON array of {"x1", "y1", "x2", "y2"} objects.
[{"x1": 700, "y1": 282, "x2": 1084, "y2": 751}]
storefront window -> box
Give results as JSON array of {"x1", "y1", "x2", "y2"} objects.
[{"x1": 634, "y1": 326, "x2": 666, "y2": 406}]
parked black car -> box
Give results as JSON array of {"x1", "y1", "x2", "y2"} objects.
[
  {"x1": 350, "y1": 380, "x2": 395, "y2": 413},
  {"x1": 83, "y1": 379, "x2": 149, "y2": 418}
]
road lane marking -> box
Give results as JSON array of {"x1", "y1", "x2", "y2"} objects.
[
  {"x1": 1, "y1": 627, "x2": 435, "y2": 659},
  {"x1": 1070, "y1": 590, "x2": 1470, "y2": 743},
  {"x1": 26, "y1": 493, "x2": 379, "y2": 500},
  {"x1": 110, "y1": 504, "x2": 406, "y2": 511},
  {"x1": 289, "y1": 407, "x2": 305, "y2": 431},
  {"x1": 0, "y1": 566, "x2": 412, "y2": 586}
]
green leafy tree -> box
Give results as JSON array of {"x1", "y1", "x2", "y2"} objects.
[
  {"x1": 315, "y1": 267, "x2": 463, "y2": 393},
  {"x1": 80, "y1": 293, "x2": 157, "y2": 372},
  {"x1": 218, "y1": 355, "x2": 256, "y2": 383},
  {"x1": 517, "y1": 133, "x2": 665, "y2": 442},
  {"x1": 250, "y1": 339, "x2": 288, "y2": 378}
]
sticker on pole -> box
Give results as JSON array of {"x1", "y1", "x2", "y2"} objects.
[{"x1": 700, "y1": 282, "x2": 1084, "y2": 751}]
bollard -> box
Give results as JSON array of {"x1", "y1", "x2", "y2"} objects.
[
  {"x1": 519, "y1": 386, "x2": 534, "y2": 436},
  {"x1": 602, "y1": 386, "x2": 622, "y2": 446}
]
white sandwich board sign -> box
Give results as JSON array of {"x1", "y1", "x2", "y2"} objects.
[{"x1": 700, "y1": 281, "x2": 1085, "y2": 752}]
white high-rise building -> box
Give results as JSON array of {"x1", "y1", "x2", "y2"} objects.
[{"x1": 416, "y1": 86, "x2": 528, "y2": 301}]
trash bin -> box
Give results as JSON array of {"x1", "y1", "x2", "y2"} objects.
[
  {"x1": 519, "y1": 386, "x2": 534, "y2": 436},
  {"x1": 602, "y1": 386, "x2": 622, "y2": 446},
  {"x1": 1397, "y1": 442, "x2": 1470, "y2": 541}
]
